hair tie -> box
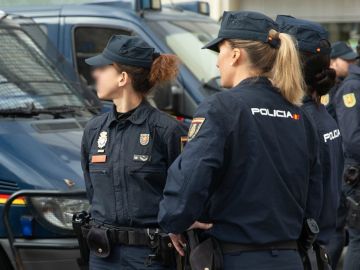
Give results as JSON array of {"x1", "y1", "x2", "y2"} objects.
[{"x1": 267, "y1": 30, "x2": 281, "y2": 48}]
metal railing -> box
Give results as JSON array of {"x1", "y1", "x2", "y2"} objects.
[{"x1": 2, "y1": 189, "x2": 87, "y2": 270}]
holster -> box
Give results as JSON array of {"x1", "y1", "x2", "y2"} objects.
[
  {"x1": 298, "y1": 218, "x2": 319, "y2": 270},
  {"x1": 347, "y1": 188, "x2": 360, "y2": 229},
  {"x1": 156, "y1": 233, "x2": 177, "y2": 267},
  {"x1": 187, "y1": 230, "x2": 223, "y2": 270},
  {"x1": 86, "y1": 226, "x2": 112, "y2": 258},
  {"x1": 313, "y1": 242, "x2": 331, "y2": 270},
  {"x1": 72, "y1": 211, "x2": 90, "y2": 269}
]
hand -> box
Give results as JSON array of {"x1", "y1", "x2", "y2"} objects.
[
  {"x1": 169, "y1": 233, "x2": 186, "y2": 256},
  {"x1": 169, "y1": 221, "x2": 213, "y2": 256},
  {"x1": 187, "y1": 221, "x2": 213, "y2": 230}
]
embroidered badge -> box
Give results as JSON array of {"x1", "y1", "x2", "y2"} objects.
[
  {"x1": 139, "y1": 133, "x2": 150, "y2": 146},
  {"x1": 320, "y1": 94, "x2": 329, "y2": 106},
  {"x1": 97, "y1": 131, "x2": 108, "y2": 152},
  {"x1": 188, "y1": 117, "x2": 205, "y2": 141},
  {"x1": 343, "y1": 93, "x2": 356, "y2": 108}
]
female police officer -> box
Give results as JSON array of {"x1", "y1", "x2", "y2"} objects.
[
  {"x1": 81, "y1": 35, "x2": 187, "y2": 269},
  {"x1": 158, "y1": 11, "x2": 322, "y2": 270},
  {"x1": 276, "y1": 15, "x2": 344, "y2": 267}
]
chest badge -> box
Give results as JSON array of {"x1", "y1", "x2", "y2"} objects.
[
  {"x1": 97, "y1": 131, "x2": 108, "y2": 152},
  {"x1": 139, "y1": 133, "x2": 150, "y2": 146},
  {"x1": 343, "y1": 93, "x2": 356, "y2": 108}
]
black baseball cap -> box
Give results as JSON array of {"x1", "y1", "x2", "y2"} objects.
[
  {"x1": 276, "y1": 15, "x2": 331, "y2": 55},
  {"x1": 330, "y1": 41, "x2": 358, "y2": 60},
  {"x1": 85, "y1": 35, "x2": 160, "y2": 68},
  {"x1": 202, "y1": 11, "x2": 279, "y2": 52}
]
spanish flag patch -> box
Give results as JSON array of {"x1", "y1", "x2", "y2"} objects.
[{"x1": 188, "y1": 117, "x2": 205, "y2": 141}]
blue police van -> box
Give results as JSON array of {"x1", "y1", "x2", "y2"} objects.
[
  {"x1": 0, "y1": 14, "x2": 102, "y2": 270},
  {"x1": 4, "y1": 0, "x2": 221, "y2": 119}
]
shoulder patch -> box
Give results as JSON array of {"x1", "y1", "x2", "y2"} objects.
[
  {"x1": 343, "y1": 93, "x2": 356, "y2": 108},
  {"x1": 188, "y1": 117, "x2": 205, "y2": 141},
  {"x1": 320, "y1": 94, "x2": 329, "y2": 106}
]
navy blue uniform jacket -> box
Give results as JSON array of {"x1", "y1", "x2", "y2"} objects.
[
  {"x1": 334, "y1": 64, "x2": 360, "y2": 166},
  {"x1": 81, "y1": 101, "x2": 187, "y2": 227},
  {"x1": 158, "y1": 77, "x2": 323, "y2": 244},
  {"x1": 302, "y1": 96, "x2": 343, "y2": 245}
]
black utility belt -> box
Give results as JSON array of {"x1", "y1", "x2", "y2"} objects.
[
  {"x1": 220, "y1": 240, "x2": 298, "y2": 253},
  {"x1": 81, "y1": 223, "x2": 175, "y2": 267},
  {"x1": 81, "y1": 224, "x2": 162, "y2": 247}
]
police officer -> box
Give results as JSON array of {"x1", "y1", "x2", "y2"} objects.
[
  {"x1": 81, "y1": 35, "x2": 187, "y2": 269},
  {"x1": 322, "y1": 41, "x2": 359, "y2": 118},
  {"x1": 276, "y1": 15, "x2": 344, "y2": 268},
  {"x1": 158, "y1": 11, "x2": 322, "y2": 270},
  {"x1": 331, "y1": 43, "x2": 360, "y2": 270}
]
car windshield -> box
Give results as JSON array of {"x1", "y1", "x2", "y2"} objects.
[
  {"x1": 148, "y1": 20, "x2": 220, "y2": 84},
  {"x1": 0, "y1": 25, "x2": 86, "y2": 111}
]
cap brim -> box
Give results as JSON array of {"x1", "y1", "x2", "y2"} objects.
[
  {"x1": 202, "y1": 37, "x2": 224, "y2": 52},
  {"x1": 339, "y1": 51, "x2": 359, "y2": 60},
  {"x1": 85, "y1": 54, "x2": 114, "y2": 67}
]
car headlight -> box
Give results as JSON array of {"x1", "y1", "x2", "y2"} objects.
[{"x1": 30, "y1": 197, "x2": 90, "y2": 231}]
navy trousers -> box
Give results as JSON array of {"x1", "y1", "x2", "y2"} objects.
[
  {"x1": 223, "y1": 250, "x2": 303, "y2": 270},
  {"x1": 89, "y1": 244, "x2": 174, "y2": 270}
]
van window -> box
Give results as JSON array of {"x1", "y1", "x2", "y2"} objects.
[
  {"x1": 0, "y1": 27, "x2": 85, "y2": 110},
  {"x1": 73, "y1": 27, "x2": 131, "y2": 85},
  {"x1": 148, "y1": 20, "x2": 219, "y2": 85}
]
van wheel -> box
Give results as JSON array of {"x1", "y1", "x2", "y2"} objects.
[{"x1": 0, "y1": 247, "x2": 13, "y2": 270}]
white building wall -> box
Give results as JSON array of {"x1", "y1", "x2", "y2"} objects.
[{"x1": 165, "y1": 0, "x2": 360, "y2": 22}]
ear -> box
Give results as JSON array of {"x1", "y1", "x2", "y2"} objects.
[
  {"x1": 117, "y1": 71, "x2": 128, "y2": 87},
  {"x1": 231, "y1": 48, "x2": 241, "y2": 66}
]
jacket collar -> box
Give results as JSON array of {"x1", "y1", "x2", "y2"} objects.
[
  {"x1": 105, "y1": 99, "x2": 154, "y2": 128},
  {"x1": 302, "y1": 94, "x2": 317, "y2": 105},
  {"x1": 236, "y1": 76, "x2": 273, "y2": 88},
  {"x1": 348, "y1": 64, "x2": 360, "y2": 77}
]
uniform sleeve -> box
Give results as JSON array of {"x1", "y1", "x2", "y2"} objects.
[
  {"x1": 335, "y1": 83, "x2": 360, "y2": 165},
  {"x1": 164, "y1": 122, "x2": 188, "y2": 166},
  {"x1": 81, "y1": 127, "x2": 94, "y2": 203},
  {"x1": 158, "y1": 97, "x2": 230, "y2": 233},
  {"x1": 303, "y1": 115, "x2": 323, "y2": 221}
]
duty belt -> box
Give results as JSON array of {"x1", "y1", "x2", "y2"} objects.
[{"x1": 82, "y1": 224, "x2": 161, "y2": 246}]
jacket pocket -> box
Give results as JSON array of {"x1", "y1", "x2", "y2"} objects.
[
  {"x1": 126, "y1": 165, "x2": 166, "y2": 220},
  {"x1": 89, "y1": 164, "x2": 116, "y2": 222}
]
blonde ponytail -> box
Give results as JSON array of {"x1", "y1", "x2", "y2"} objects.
[
  {"x1": 228, "y1": 29, "x2": 305, "y2": 106},
  {"x1": 270, "y1": 30, "x2": 305, "y2": 106}
]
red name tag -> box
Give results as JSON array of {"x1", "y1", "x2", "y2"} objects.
[{"x1": 91, "y1": 155, "x2": 107, "y2": 163}]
